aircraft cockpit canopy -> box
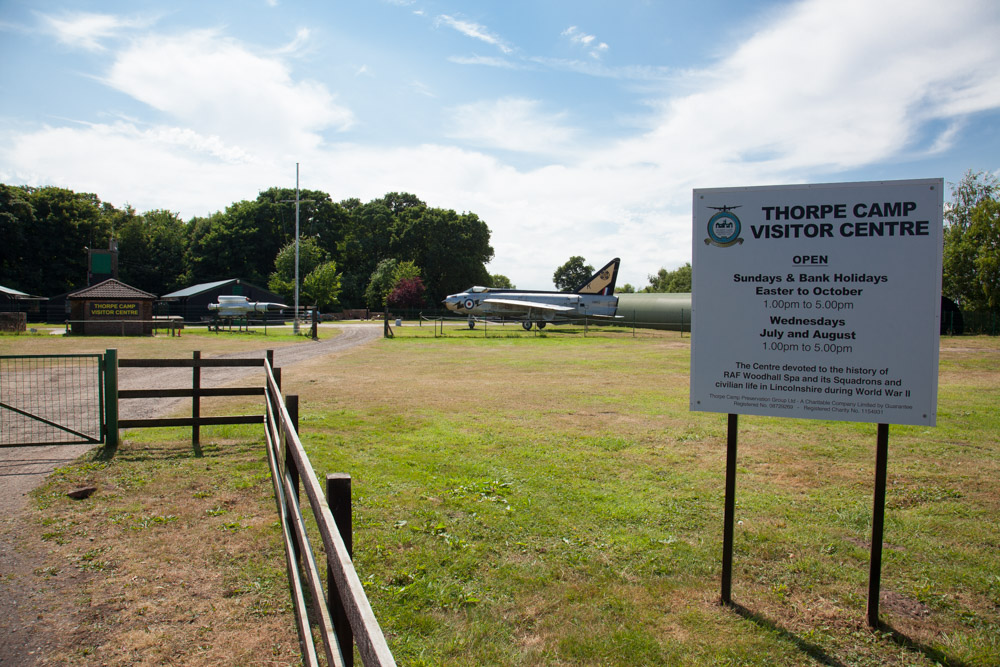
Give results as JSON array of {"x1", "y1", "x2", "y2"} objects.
[{"x1": 469, "y1": 286, "x2": 490, "y2": 293}]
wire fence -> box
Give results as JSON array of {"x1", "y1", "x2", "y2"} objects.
[
  {"x1": 0, "y1": 354, "x2": 104, "y2": 446},
  {"x1": 947, "y1": 310, "x2": 1000, "y2": 336}
]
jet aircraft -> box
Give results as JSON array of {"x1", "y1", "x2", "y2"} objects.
[
  {"x1": 207, "y1": 295, "x2": 288, "y2": 318},
  {"x1": 443, "y1": 258, "x2": 622, "y2": 329}
]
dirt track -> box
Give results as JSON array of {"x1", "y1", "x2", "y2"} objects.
[{"x1": 0, "y1": 324, "x2": 382, "y2": 517}]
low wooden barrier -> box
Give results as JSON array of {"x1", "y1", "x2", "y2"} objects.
[
  {"x1": 264, "y1": 361, "x2": 396, "y2": 667},
  {"x1": 117, "y1": 350, "x2": 271, "y2": 445},
  {"x1": 110, "y1": 350, "x2": 396, "y2": 664}
]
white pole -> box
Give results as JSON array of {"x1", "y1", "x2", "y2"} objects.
[{"x1": 294, "y1": 163, "x2": 300, "y2": 335}]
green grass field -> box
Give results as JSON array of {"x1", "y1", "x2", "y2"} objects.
[{"x1": 8, "y1": 328, "x2": 999, "y2": 665}]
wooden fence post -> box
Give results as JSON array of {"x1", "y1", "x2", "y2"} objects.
[
  {"x1": 327, "y1": 473, "x2": 354, "y2": 667},
  {"x1": 283, "y1": 394, "x2": 302, "y2": 592},
  {"x1": 103, "y1": 348, "x2": 118, "y2": 449},
  {"x1": 285, "y1": 395, "x2": 300, "y2": 500},
  {"x1": 192, "y1": 351, "x2": 201, "y2": 446}
]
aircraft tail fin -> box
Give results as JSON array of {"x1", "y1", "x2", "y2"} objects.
[{"x1": 575, "y1": 258, "x2": 620, "y2": 295}]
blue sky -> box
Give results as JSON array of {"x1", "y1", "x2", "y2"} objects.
[{"x1": 2, "y1": 0, "x2": 999, "y2": 290}]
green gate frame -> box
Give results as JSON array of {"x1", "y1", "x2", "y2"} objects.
[{"x1": 0, "y1": 349, "x2": 117, "y2": 447}]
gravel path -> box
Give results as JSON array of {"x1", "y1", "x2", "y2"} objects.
[{"x1": 0, "y1": 324, "x2": 382, "y2": 517}]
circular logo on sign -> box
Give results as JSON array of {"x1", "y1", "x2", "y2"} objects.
[{"x1": 705, "y1": 206, "x2": 744, "y2": 247}]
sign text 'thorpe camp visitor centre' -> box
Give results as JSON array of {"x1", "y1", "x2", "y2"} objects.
[{"x1": 690, "y1": 179, "x2": 943, "y2": 427}]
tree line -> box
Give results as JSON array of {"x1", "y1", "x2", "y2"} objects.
[
  {"x1": 0, "y1": 185, "x2": 493, "y2": 310},
  {"x1": 3, "y1": 170, "x2": 996, "y2": 312}
]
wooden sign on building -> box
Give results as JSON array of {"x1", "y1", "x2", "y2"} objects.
[{"x1": 67, "y1": 279, "x2": 156, "y2": 335}]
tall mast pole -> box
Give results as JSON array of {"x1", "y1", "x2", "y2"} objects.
[{"x1": 294, "y1": 162, "x2": 300, "y2": 335}]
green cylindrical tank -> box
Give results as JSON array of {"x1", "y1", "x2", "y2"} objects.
[{"x1": 615, "y1": 292, "x2": 692, "y2": 331}]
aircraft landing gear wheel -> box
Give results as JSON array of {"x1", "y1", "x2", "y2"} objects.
[
  {"x1": 522, "y1": 321, "x2": 533, "y2": 331},
  {"x1": 468, "y1": 319, "x2": 476, "y2": 330},
  {"x1": 537, "y1": 322, "x2": 546, "y2": 330}
]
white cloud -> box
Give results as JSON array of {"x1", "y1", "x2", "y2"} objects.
[
  {"x1": 271, "y1": 27, "x2": 311, "y2": 55},
  {"x1": 38, "y1": 11, "x2": 153, "y2": 52},
  {"x1": 409, "y1": 80, "x2": 436, "y2": 98},
  {"x1": 435, "y1": 14, "x2": 512, "y2": 54},
  {"x1": 601, "y1": 0, "x2": 1000, "y2": 183},
  {"x1": 1, "y1": 121, "x2": 270, "y2": 218},
  {"x1": 529, "y1": 56, "x2": 671, "y2": 81},
  {"x1": 562, "y1": 26, "x2": 609, "y2": 60},
  {"x1": 102, "y1": 30, "x2": 354, "y2": 155},
  {"x1": 448, "y1": 55, "x2": 522, "y2": 70},
  {"x1": 446, "y1": 98, "x2": 578, "y2": 154}
]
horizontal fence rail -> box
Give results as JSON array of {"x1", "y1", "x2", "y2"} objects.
[
  {"x1": 264, "y1": 362, "x2": 396, "y2": 667},
  {"x1": 116, "y1": 351, "x2": 271, "y2": 444}
]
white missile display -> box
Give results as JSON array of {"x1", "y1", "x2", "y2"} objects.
[{"x1": 207, "y1": 295, "x2": 288, "y2": 317}]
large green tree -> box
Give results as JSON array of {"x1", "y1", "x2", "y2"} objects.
[
  {"x1": 966, "y1": 198, "x2": 1000, "y2": 309},
  {"x1": 0, "y1": 184, "x2": 36, "y2": 292},
  {"x1": 269, "y1": 237, "x2": 328, "y2": 298},
  {"x1": 269, "y1": 236, "x2": 341, "y2": 311},
  {"x1": 337, "y1": 193, "x2": 493, "y2": 307},
  {"x1": 184, "y1": 187, "x2": 345, "y2": 288},
  {"x1": 117, "y1": 209, "x2": 188, "y2": 295},
  {"x1": 302, "y1": 261, "x2": 342, "y2": 312},
  {"x1": 943, "y1": 170, "x2": 1000, "y2": 310},
  {"x1": 0, "y1": 185, "x2": 111, "y2": 295},
  {"x1": 553, "y1": 256, "x2": 593, "y2": 292},
  {"x1": 490, "y1": 274, "x2": 514, "y2": 289},
  {"x1": 364, "y1": 258, "x2": 400, "y2": 309},
  {"x1": 644, "y1": 263, "x2": 692, "y2": 293},
  {"x1": 391, "y1": 206, "x2": 492, "y2": 302}
]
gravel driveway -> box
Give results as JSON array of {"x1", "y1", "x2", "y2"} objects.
[{"x1": 0, "y1": 324, "x2": 382, "y2": 517}]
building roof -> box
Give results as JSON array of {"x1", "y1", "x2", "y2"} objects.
[
  {"x1": 160, "y1": 279, "x2": 238, "y2": 299},
  {"x1": 1, "y1": 285, "x2": 47, "y2": 300},
  {"x1": 68, "y1": 279, "x2": 157, "y2": 300}
]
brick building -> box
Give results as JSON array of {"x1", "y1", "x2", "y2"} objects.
[{"x1": 67, "y1": 279, "x2": 156, "y2": 335}]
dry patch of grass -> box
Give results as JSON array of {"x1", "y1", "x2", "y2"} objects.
[{"x1": 15, "y1": 433, "x2": 298, "y2": 666}]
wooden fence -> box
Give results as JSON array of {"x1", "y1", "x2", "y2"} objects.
[
  {"x1": 112, "y1": 349, "x2": 396, "y2": 665},
  {"x1": 264, "y1": 361, "x2": 396, "y2": 667},
  {"x1": 116, "y1": 350, "x2": 270, "y2": 444}
]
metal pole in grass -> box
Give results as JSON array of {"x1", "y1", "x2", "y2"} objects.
[
  {"x1": 721, "y1": 413, "x2": 738, "y2": 605},
  {"x1": 867, "y1": 423, "x2": 890, "y2": 628},
  {"x1": 327, "y1": 473, "x2": 354, "y2": 667}
]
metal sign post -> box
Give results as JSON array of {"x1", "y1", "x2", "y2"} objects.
[
  {"x1": 721, "y1": 413, "x2": 738, "y2": 605},
  {"x1": 868, "y1": 423, "x2": 890, "y2": 627},
  {"x1": 691, "y1": 179, "x2": 942, "y2": 629}
]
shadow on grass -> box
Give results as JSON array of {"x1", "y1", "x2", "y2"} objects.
[
  {"x1": 725, "y1": 601, "x2": 848, "y2": 667},
  {"x1": 93, "y1": 436, "x2": 259, "y2": 464},
  {"x1": 726, "y1": 602, "x2": 975, "y2": 667},
  {"x1": 878, "y1": 620, "x2": 973, "y2": 667}
]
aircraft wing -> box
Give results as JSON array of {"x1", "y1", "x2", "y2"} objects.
[{"x1": 482, "y1": 298, "x2": 576, "y2": 314}]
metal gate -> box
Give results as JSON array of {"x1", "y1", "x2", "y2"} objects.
[{"x1": 0, "y1": 354, "x2": 106, "y2": 446}]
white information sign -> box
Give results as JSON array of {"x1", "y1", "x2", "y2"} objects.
[{"x1": 690, "y1": 179, "x2": 942, "y2": 426}]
